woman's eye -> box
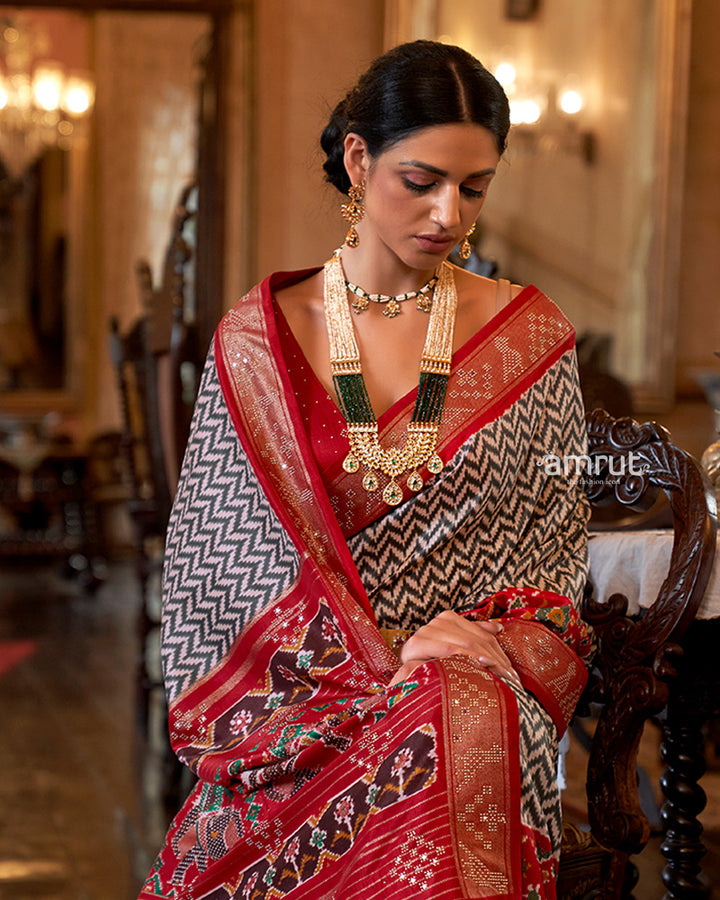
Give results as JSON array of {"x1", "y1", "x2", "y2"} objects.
[
  {"x1": 402, "y1": 175, "x2": 486, "y2": 199},
  {"x1": 403, "y1": 176, "x2": 435, "y2": 194}
]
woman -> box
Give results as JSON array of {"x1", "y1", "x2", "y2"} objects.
[{"x1": 141, "y1": 40, "x2": 592, "y2": 900}]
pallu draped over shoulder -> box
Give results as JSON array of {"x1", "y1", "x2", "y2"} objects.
[{"x1": 140, "y1": 270, "x2": 593, "y2": 900}]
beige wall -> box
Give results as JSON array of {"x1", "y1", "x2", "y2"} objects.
[
  {"x1": 676, "y1": 0, "x2": 720, "y2": 395},
  {"x1": 390, "y1": 0, "x2": 679, "y2": 405},
  {"x1": 89, "y1": 12, "x2": 206, "y2": 437},
  {"x1": 92, "y1": 0, "x2": 384, "y2": 439},
  {"x1": 248, "y1": 0, "x2": 385, "y2": 288},
  {"x1": 79, "y1": 1, "x2": 383, "y2": 441}
]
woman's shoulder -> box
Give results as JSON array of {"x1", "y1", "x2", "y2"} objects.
[
  {"x1": 272, "y1": 270, "x2": 326, "y2": 346},
  {"x1": 451, "y1": 264, "x2": 524, "y2": 306},
  {"x1": 273, "y1": 268, "x2": 324, "y2": 311},
  {"x1": 450, "y1": 265, "x2": 525, "y2": 340}
]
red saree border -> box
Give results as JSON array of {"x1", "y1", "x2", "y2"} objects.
[
  {"x1": 440, "y1": 657, "x2": 522, "y2": 898},
  {"x1": 168, "y1": 558, "x2": 382, "y2": 758},
  {"x1": 442, "y1": 291, "x2": 575, "y2": 461},
  {"x1": 215, "y1": 282, "x2": 356, "y2": 594},
  {"x1": 369, "y1": 284, "x2": 575, "y2": 462},
  {"x1": 214, "y1": 282, "x2": 392, "y2": 676},
  {"x1": 498, "y1": 620, "x2": 588, "y2": 735}
]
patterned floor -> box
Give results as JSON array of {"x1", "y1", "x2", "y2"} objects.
[{"x1": 0, "y1": 560, "x2": 717, "y2": 898}]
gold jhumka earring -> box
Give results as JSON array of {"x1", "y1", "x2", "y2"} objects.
[
  {"x1": 341, "y1": 181, "x2": 366, "y2": 248},
  {"x1": 459, "y1": 223, "x2": 476, "y2": 260}
]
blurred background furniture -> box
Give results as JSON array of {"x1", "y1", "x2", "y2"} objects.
[
  {"x1": 0, "y1": 417, "x2": 103, "y2": 587},
  {"x1": 557, "y1": 409, "x2": 716, "y2": 899},
  {"x1": 587, "y1": 527, "x2": 720, "y2": 899},
  {"x1": 110, "y1": 184, "x2": 200, "y2": 813}
]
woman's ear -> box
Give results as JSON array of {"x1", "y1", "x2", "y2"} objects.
[{"x1": 343, "y1": 133, "x2": 370, "y2": 186}]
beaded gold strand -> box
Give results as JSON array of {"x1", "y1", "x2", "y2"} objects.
[{"x1": 323, "y1": 253, "x2": 457, "y2": 506}]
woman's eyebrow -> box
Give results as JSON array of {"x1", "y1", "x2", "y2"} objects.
[{"x1": 399, "y1": 160, "x2": 496, "y2": 178}]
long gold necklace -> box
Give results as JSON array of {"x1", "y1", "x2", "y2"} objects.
[{"x1": 323, "y1": 252, "x2": 457, "y2": 506}]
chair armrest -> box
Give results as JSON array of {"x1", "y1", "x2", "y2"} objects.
[{"x1": 580, "y1": 409, "x2": 716, "y2": 853}]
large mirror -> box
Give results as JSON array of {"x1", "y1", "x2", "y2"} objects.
[
  {"x1": 0, "y1": 147, "x2": 70, "y2": 392},
  {"x1": 387, "y1": 0, "x2": 691, "y2": 410},
  {"x1": 0, "y1": 8, "x2": 93, "y2": 408},
  {"x1": 0, "y1": 2, "x2": 229, "y2": 425}
]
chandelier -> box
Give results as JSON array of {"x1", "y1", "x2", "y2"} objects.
[{"x1": 0, "y1": 16, "x2": 94, "y2": 180}]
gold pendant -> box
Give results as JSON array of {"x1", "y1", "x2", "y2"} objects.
[
  {"x1": 407, "y1": 471, "x2": 423, "y2": 492},
  {"x1": 383, "y1": 480, "x2": 403, "y2": 506},
  {"x1": 362, "y1": 471, "x2": 379, "y2": 492},
  {"x1": 343, "y1": 453, "x2": 360, "y2": 474},
  {"x1": 383, "y1": 299, "x2": 401, "y2": 318},
  {"x1": 416, "y1": 294, "x2": 432, "y2": 313},
  {"x1": 351, "y1": 295, "x2": 369, "y2": 314},
  {"x1": 427, "y1": 453, "x2": 444, "y2": 475}
]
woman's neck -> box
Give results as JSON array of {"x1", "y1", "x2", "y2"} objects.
[{"x1": 339, "y1": 242, "x2": 439, "y2": 297}]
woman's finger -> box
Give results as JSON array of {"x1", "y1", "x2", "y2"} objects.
[
  {"x1": 398, "y1": 610, "x2": 522, "y2": 687},
  {"x1": 476, "y1": 656, "x2": 523, "y2": 689},
  {"x1": 477, "y1": 619, "x2": 503, "y2": 635},
  {"x1": 388, "y1": 659, "x2": 427, "y2": 687},
  {"x1": 410, "y1": 619, "x2": 513, "y2": 667}
]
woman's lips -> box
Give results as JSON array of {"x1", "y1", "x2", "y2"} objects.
[{"x1": 414, "y1": 234, "x2": 456, "y2": 254}]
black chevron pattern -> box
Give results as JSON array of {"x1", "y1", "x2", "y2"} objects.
[
  {"x1": 347, "y1": 349, "x2": 588, "y2": 631},
  {"x1": 512, "y1": 681, "x2": 563, "y2": 853},
  {"x1": 161, "y1": 347, "x2": 300, "y2": 702}
]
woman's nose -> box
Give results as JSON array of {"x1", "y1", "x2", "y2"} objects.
[{"x1": 432, "y1": 187, "x2": 462, "y2": 229}]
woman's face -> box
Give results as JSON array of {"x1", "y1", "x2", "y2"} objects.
[{"x1": 349, "y1": 122, "x2": 501, "y2": 271}]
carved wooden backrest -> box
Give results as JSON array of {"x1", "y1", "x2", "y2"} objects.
[
  {"x1": 558, "y1": 409, "x2": 716, "y2": 898},
  {"x1": 109, "y1": 184, "x2": 199, "y2": 542},
  {"x1": 136, "y1": 183, "x2": 199, "y2": 498},
  {"x1": 109, "y1": 314, "x2": 173, "y2": 536},
  {"x1": 108, "y1": 187, "x2": 201, "y2": 775}
]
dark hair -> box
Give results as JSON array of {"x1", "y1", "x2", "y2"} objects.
[{"x1": 321, "y1": 40, "x2": 510, "y2": 194}]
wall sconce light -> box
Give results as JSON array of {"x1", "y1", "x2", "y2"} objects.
[
  {"x1": 559, "y1": 88, "x2": 583, "y2": 115},
  {"x1": 554, "y1": 84, "x2": 597, "y2": 165},
  {"x1": 495, "y1": 62, "x2": 597, "y2": 166},
  {"x1": 510, "y1": 98, "x2": 542, "y2": 126}
]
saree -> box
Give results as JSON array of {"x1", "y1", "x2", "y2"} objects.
[{"x1": 140, "y1": 270, "x2": 593, "y2": 900}]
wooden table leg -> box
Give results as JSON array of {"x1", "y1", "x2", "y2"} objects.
[{"x1": 659, "y1": 619, "x2": 720, "y2": 898}]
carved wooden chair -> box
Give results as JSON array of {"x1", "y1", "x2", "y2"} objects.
[
  {"x1": 557, "y1": 409, "x2": 716, "y2": 899},
  {"x1": 109, "y1": 185, "x2": 199, "y2": 809},
  {"x1": 577, "y1": 333, "x2": 672, "y2": 532},
  {"x1": 135, "y1": 183, "x2": 200, "y2": 500}
]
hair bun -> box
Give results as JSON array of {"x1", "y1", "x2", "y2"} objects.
[{"x1": 321, "y1": 100, "x2": 352, "y2": 194}]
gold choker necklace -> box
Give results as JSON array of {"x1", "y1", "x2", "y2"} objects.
[
  {"x1": 323, "y1": 253, "x2": 457, "y2": 506},
  {"x1": 345, "y1": 273, "x2": 439, "y2": 317}
]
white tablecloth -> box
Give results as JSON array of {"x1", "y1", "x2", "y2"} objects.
[{"x1": 588, "y1": 529, "x2": 720, "y2": 620}]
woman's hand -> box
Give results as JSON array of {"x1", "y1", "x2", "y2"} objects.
[{"x1": 389, "y1": 609, "x2": 522, "y2": 689}]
